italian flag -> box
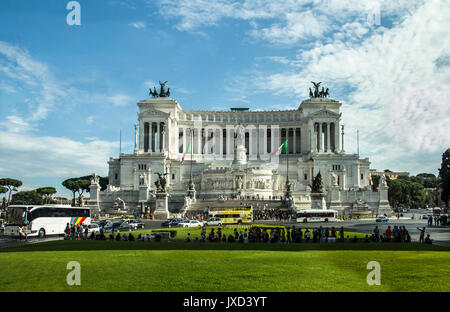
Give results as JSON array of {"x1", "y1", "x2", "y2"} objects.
[
  {"x1": 270, "y1": 139, "x2": 288, "y2": 157},
  {"x1": 180, "y1": 142, "x2": 191, "y2": 165}
]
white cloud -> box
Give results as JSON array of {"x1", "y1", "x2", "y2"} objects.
[
  {"x1": 0, "y1": 131, "x2": 117, "y2": 178},
  {"x1": 156, "y1": 0, "x2": 426, "y2": 44},
  {"x1": 129, "y1": 21, "x2": 147, "y2": 29},
  {"x1": 86, "y1": 115, "x2": 95, "y2": 125},
  {"x1": 105, "y1": 94, "x2": 133, "y2": 107},
  {"x1": 228, "y1": 0, "x2": 450, "y2": 174},
  {"x1": 0, "y1": 81, "x2": 17, "y2": 93},
  {"x1": 0, "y1": 41, "x2": 67, "y2": 122}
]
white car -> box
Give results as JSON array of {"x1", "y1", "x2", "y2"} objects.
[
  {"x1": 87, "y1": 223, "x2": 100, "y2": 234},
  {"x1": 178, "y1": 220, "x2": 204, "y2": 228},
  {"x1": 203, "y1": 217, "x2": 223, "y2": 226}
]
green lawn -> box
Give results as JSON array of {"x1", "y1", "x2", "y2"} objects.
[{"x1": 0, "y1": 240, "x2": 449, "y2": 292}]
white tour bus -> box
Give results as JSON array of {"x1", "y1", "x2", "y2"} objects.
[
  {"x1": 5, "y1": 205, "x2": 91, "y2": 237},
  {"x1": 296, "y1": 209, "x2": 338, "y2": 223}
]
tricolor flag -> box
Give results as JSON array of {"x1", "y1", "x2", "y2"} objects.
[
  {"x1": 269, "y1": 139, "x2": 288, "y2": 157},
  {"x1": 180, "y1": 142, "x2": 191, "y2": 165}
]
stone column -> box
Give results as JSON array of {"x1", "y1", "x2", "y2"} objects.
[
  {"x1": 156, "y1": 122, "x2": 160, "y2": 152},
  {"x1": 318, "y1": 123, "x2": 323, "y2": 152},
  {"x1": 326, "y1": 123, "x2": 330, "y2": 153},
  {"x1": 341, "y1": 124, "x2": 345, "y2": 153},
  {"x1": 150, "y1": 123, "x2": 154, "y2": 152},
  {"x1": 334, "y1": 122, "x2": 339, "y2": 152},
  {"x1": 292, "y1": 128, "x2": 296, "y2": 154},
  {"x1": 134, "y1": 124, "x2": 138, "y2": 153},
  {"x1": 182, "y1": 127, "x2": 186, "y2": 154},
  {"x1": 310, "y1": 123, "x2": 314, "y2": 152},
  {"x1": 197, "y1": 127, "x2": 201, "y2": 155}
]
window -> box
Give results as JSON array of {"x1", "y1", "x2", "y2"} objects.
[
  {"x1": 172, "y1": 173, "x2": 175, "y2": 180},
  {"x1": 361, "y1": 173, "x2": 364, "y2": 180},
  {"x1": 115, "y1": 173, "x2": 118, "y2": 180},
  {"x1": 138, "y1": 164, "x2": 147, "y2": 170},
  {"x1": 304, "y1": 174, "x2": 307, "y2": 180}
]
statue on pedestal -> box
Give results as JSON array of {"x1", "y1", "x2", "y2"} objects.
[
  {"x1": 90, "y1": 172, "x2": 100, "y2": 185},
  {"x1": 155, "y1": 172, "x2": 168, "y2": 193},
  {"x1": 311, "y1": 172, "x2": 323, "y2": 193},
  {"x1": 330, "y1": 172, "x2": 338, "y2": 186},
  {"x1": 380, "y1": 174, "x2": 388, "y2": 187}
]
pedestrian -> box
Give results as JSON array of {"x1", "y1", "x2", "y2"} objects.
[
  {"x1": 417, "y1": 227, "x2": 425, "y2": 243},
  {"x1": 373, "y1": 226, "x2": 380, "y2": 242},
  {"x1": 17, "y1": 226, "x2": 23, "y2": 240}
]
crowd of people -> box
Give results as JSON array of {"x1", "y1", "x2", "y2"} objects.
[
  {"x1": 182, "y1": 224, "x2": 434, "y2": 244},
  {"x1": 185, "y1": 226, "x2": 348, "y2": 243},
  {"x1": 64, "y1": 223, "x2": 95, "y2": 240},
  {"x1": 426, "y1": 215, "x2": 448, "y2": 227},
  {"x1": 253, "y1": 208, "x2": 296, "y2": 221}
]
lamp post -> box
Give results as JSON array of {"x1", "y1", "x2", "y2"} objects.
[{"x1": 187, "y1": 128, "x2": 196, "y2": 200}]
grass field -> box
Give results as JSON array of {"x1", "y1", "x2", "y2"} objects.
[{"x1": 0, "y1": 240, "x2": 449, "y2": 292}]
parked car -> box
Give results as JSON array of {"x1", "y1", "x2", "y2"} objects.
[
  {"x1": 105, "y1": 220, "x2": 123, "y2": 232},
  {"x1": 422, "y1": 215, "x2": 429, "y2": 219},
  {"x1": 129, "y1": 219, "x2": 145, "y2": 229},
  {"x1": 87, "y1": 223, "x2": 100, "y2": 234},
  {"x1": 0, "y1": 220, "x2": 5, "y2": 233},
  {"x1": 376, "y1": 216, "x2": 389, "y2": 222},
  {"x1": 178, "y1": 220, "x2": 204, "y2": 228},
  {"x1": 119, "y1": 221, "x2": 134, "y2": 231},
  {"x1": 161, "y1": 218, "x2": 183, "y2": 228},
  {"x1": 97, "y1": 220, "x2": 109, "y2": 228},
  {"x1": 203, "y1": 217, "x2": 223, "y2": 226}
]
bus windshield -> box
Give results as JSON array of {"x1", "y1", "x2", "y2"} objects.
[{"x1": 6, "y1": 206, "x2": 27, "y2": 225}]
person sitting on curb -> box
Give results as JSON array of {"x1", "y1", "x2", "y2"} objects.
[
  {"x1": 424, "y1": 234, "x2": 432, "y2": 244},
  {"x1": 185, "y1": 233, "x2": 191, "y2": 242}
]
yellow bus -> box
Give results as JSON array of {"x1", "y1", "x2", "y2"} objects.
[{"x1": 208, "y1": 206, "x2": 253, "y2": 224}]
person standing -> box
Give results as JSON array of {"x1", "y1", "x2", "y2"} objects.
[
  {"x1": 17, "y1": 226, "x2": 23, "y2": 241},
  {"x1": 339, "y1": 226, "x2": 345, "y2": 242},
  {"x1": 417, "y1": 227, "x2": 426, "y2": 243},
  {"x1": 373, "y1": 226, "x2": 380, "y2": 242}
]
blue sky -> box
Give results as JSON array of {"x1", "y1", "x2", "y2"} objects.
[{"x1": 0, "y1": 0, "x2": 449, "y2": 199}]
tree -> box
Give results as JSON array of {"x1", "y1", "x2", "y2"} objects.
[
  {"x1": 0, "y1": 178, "x2": 23, "y2": 205},
  {"x1": 36, "y1": 187, "x2": 57, "y2": 204},
  {"x1": 62, "y1": 178, "x2": 90, "y2": 207},
  {"x1": 387, "y1": 176, "x2": 426, "y2": 210},
  {"x1": 371, "y1": 175, "x2": 380, "y2": 192},
  {"x1": 62, "y1": 179, "x2": 78, "y2": 207},
  {"x1": 438, "y1": 148, "x2": 450, "y2": 211},
  {"x1": 12, "y1": 190, "x2": 42, "y2": 205}
]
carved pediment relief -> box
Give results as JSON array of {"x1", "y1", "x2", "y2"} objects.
[
  {"x1": 141, "y1": 108, "x2": 170, "y2": 117},
  {"x1": 140, "y1": 108, "x2": 170, "y2": 118},
  {"x1": 309, "y1": 109, "x2": 340, "y2": 117}
]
